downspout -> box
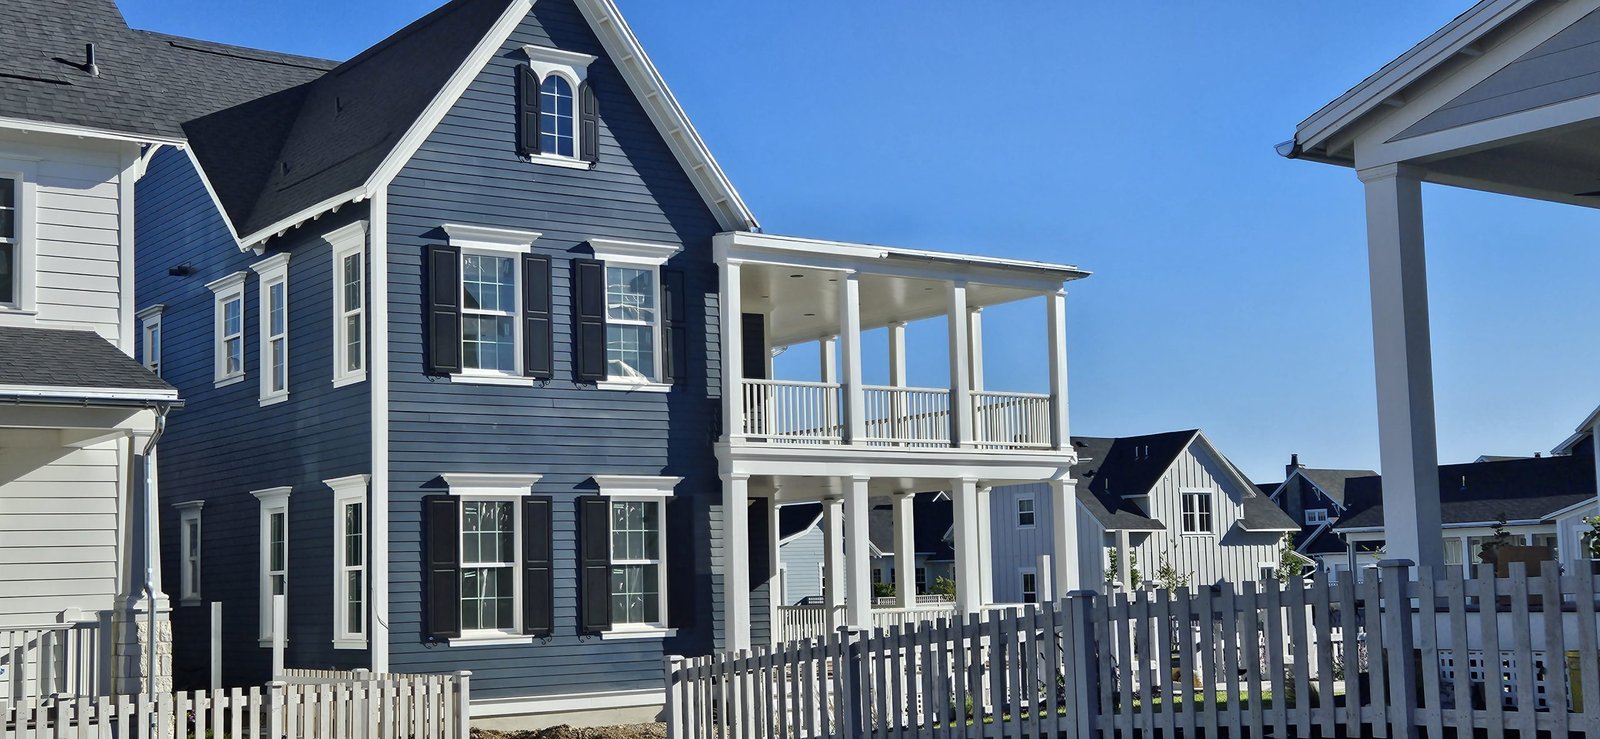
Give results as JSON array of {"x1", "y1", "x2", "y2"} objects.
[{"x1": 142, "y1": 405, "x2": 170, "y2": 710}]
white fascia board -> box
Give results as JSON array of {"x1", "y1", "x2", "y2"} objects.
[
  {"x1": 0, "y1": 385, "x2": 179, "y2": 402},
  {"x1": 1543, "y1": 498, "x2": 1600, "y2": 521},
  {"x1": 716, "y1": 231, "x2": 1089, "y2": 288},
  {"x1": 238, "y1": 188, "x2": 370, "y2": 248},
  {"x1": 0, "y1": 116, "x2": 185, "y2": 147}
]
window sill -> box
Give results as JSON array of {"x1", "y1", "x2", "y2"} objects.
[
  {"x1": 450, "y1": 373, "x2": 537, "y2": 387},
  {"x1": 332, "y1": 372, "x2": 367, "y2": 389},
  {"x1": 332, "y1": 637, "x2": 368, "y2": 650},
  {"x1": 447, "y1": 634, "x2": 535, "y2": 647},
  {"x1": 260, "y1": 392, "x2": 289, "y2": 407},
  {"x1": 526, "y1": 154, "x2": 593, "y2": 171},
  {"x1": 0, "y1": 305, "x2": 38, "y2": 316},
  {"x1": 258, "y1": 638, "x2": 289, "y2": 648},
  {"x1": 215, "y1": 375, "x2": 245, "y2": 389},
  {"x1": 596, "y1": 380, "x2": 671, "y2": 393},
  {"x1": 179, "y1": 597, "x2": 202, "y2": 608},
  {"x1": 600, "y1": 626, "x2": 676, "y2": 641}
]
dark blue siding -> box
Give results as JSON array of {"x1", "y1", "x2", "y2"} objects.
[
  {"x1": 385, "y1": 0, "x2": 725, "y2": 700},
  {"x1": 136, "y1": 148, "x2": 373, "y2": 688}
]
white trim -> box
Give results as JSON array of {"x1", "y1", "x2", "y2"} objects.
[
  {"x1": 330, "y1": 223, "x2": 368, "y2": 387},
  {"x1": 252, "y1": 254, "x2": 292, "y2": 405},
  {"x1": 596, "y1": 380, "x2": 671, "y2": 393},
  {"x1": 526, "y1": 153, "x2": 594, "y2": 170},
  {"x1": 208, "y1": 272, "x2": 248, "y2": 388},
  {"x1": 0, "y1": 165, "x2": 39, "y2": 316},
  {"x1": 522, "y1": 50, "x2": 589, "y2": 165},
  {"x1": 598, "y1": 260, "x2": 666, "y2": 384},
  {"x1": 450, "y1": 374, "x2": 537, "y2": 387},
  {"x1": 328, "y1": 474, "x2": 370, "y2": 650},
  {"x1": 176, "y1": 501, "x2": 204, "y2": 606},
  {"x1": 0, "y1": 384, "x2": 179, "y2": 401},
  {"x1": 239, "y1": 188, "x2": 369, "y2": 248},
  {"x1": 1179, "y1": 488, "x2": 1214, "y2": 536},
  {"x1": 442, "y1": 473, "x2": 543, "y2": 497},
  {"x1": 253, "y1": 487, "x2": 292, "y2": 643},
  {"x1": 1014, "y1": 492, "x2": 1036, "y2": 529},
  {"x1": 521, "y1": 45, "x2": 599, "y2": 71},
  {"x1": 594, "y1": 476, "x2": 677, "y2": 629},
  {"x1": 441, "y1": 224, "x2": 541, "y2": 253},
  {"x1": 469, "y1": 687, "x2": 663, "y2": 718},
  {"x1": 592, "y1": 475, "x2": 681, "y2": 497},
  {"x1": 454, "y1": 246, "x2": 525, "y2": 380},
  {"x1": 446, "y1": 635, "x2": 535, "y2": 647},
  {"x1": 0, "y1": 115, "x2": 186, "y2": 147},
  {"x1": 600, "y1": 626, "x2": 677, "y2": 640},
  {"x1": 588, "y1": 237, "x2": 681, "y2": 266},
  {"x1": 369, "y1": 188, "x2": 390, "y2": 671}
]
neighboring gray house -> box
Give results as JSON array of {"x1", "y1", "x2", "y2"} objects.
[
  {"x1": 1264, "y1": 457, "x2": 1379, "y2": 579},
  {"x1": 776, "y1": 494, "x2": 954, "y2": 605},
  {"x1": 991, "y1": 431, "x2": 1300, "y2": 600}
]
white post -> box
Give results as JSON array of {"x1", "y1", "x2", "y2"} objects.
[
  {"x1": 271, "y1": 593, "x2": 286, "y2": 679},
  {"x1": 1358, "y1": 163, "x2": 1444, "y2": 569},
  {"x1": 887, "y1": 322, "x2": 906, "y2": 387},
  {"x1": 838, "y1": 273, "x2": 865, "y2": 443},
  {"x1": 209, "y1": 602, "x2": 222, "y2": 691},
  {"x1": 951, "y1": 478, "x2": 983, "y2": 614},
  {"x1": 822, "y1": 496, "x2": 846, "y2": 631},
  {"x1": 968, "y1": 307, "x2": 984, "y2": 391},
  {"x1": 721, "y1": 260, "x2": 744, "y2": 442},
  {"x1": 454, "y1": 670, "x2": 472, "y2": 739},
  {"x1": 976, "y1": 485, "x2": 993, "y2": 606},
  {"x1": 723, "y1": 474, "x2": 751, "y2": 652},
  {"x1": 843, "y1": 476, "x2": 872, "y2": 628},
  {"x1": 1116, "y1": 529, "x2": 1132, "y2": 592},
  {"x1": 947, "y1": 282, "x2": 973, "y2": 447},
  {"x1": 767, "y1": 498, "x2": 782, "y2": 641},
  {"x1": 892, "y1": 492, "x2": 917, "y2": 609},
  {"x1": 1046, "y1": 289, "x2": 1071, "y2": 451},
  {"x1": 819, "y1": 336, "x2": 838, "y2": 383},
  {"x1": 1050, "y1": 478, "x2": 1082, "y2": 595},
  {"x1": 1037, "y1": 554, "x2": 1054, "y2": 603}
]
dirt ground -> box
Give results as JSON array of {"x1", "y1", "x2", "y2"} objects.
[{"x1": 473, "y1": 723, "x2": 667, "y2": 739}]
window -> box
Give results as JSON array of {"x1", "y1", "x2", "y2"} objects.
[
  {"x1": 253, "y1": 487, "x2": 291, "y2": 644},
  {"x1": 1180, "y1": 490, "x2": 1213, "y2": 535},
  {"x1": 328, "y1": 475, "x2": 369, "y2": 649},
  {"x1": 0, "y1": 176, "x2": 17, "y2": 307},
  {"x1": 915, "y1": 566, "x2": 927, "y2": 593},
  {"x1": 1305, "y1": 508, "x2": 1329, "y2": 526},
  {"x1": 176, "y1": 501, "x2": 203, "y2": 605},
  {"x1": 252, "y1": 254, "x2": 291, "y2": 404},
  {"x1": 1019, "y1": 568, "x2": 1038, "y2": 604},
  {"x1": 594, "y1": 475, "x2": 678, "y2": 634},
  {"x1": 589, "y1": 239, "x2": 680, "y2": 390},
  {"x1": 461, "y1": 499, "x2": 516, "y2": 632},
  {"x1": 520, "y1": 45, "x2": 597, "y2": 167},
  {"x1": 329, "y1": 223, "x2": 367, "y2": 386},
  {"x1": 540, "y1": 75, "x2": 575, "y2": 158},
  {"x1": 1016, "y1": 495, "x2": 1036, "y2": 528},
  {"x1": 1531, "y1": 533, "x2": 1559, "y2": 560},
  {"x1": 137, "y1": 305, "x2": 164, "y2": 376},
  {"x1": 207, "y1": 272, "x2": 248, "y2": 387},
  {"x1": 1443, "y1": 537, "x2": 1464, "y2": 567},
  {"x1": 462, "y1": 252, "x2": 518, "y2": 374}
]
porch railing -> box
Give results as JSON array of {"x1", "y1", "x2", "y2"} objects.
[
  {"x1": 862, "y1": 385, "x2": 951, "y2": 447},
  {"x1": 740, "y1": 379, "x2": 842, "y2": 443},
  {"x1": 0, "y1": 620, "x2": 102, "y2": 714},
  {"x1": 971, "y1": 390, "x2": 1053, "y2": 449}
]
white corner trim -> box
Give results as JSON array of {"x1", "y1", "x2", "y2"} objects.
[
  {"x1": 205, "y1": 271, "x2": 248, "y2": 294},
  {"x1": 592, "y1": 475, "x2": 681, "y2": 497},
  {"x1": 595, "y1": 380, "x2": 671, "y2": 393},
  {"x1": 588, "y1": 237, "x2": 681, "y2": 266},
  {"x1": 442, "y1": 473, "x2": 543, "y2": 496},
  {"x1": 600, "y1": 626, "x2": 677, "y2": 641},
  {"x1": 369, "y1": 185, "x2": 391, "y2": 673},
  {"x1": 522, "y1": 44, "x2": 599, "y2": 69},
  {"x1": 251, "y1": 486, "x2": 293, "y2": 504},
  {"x1": 135, "y1": 304, "x2": 166, "y2": 321},
  {"x1": 249, "y1": 252, "x2": 292, "y2": 275},
  {"x1": 442, "y1": 223, "x2": 542, "y2": 253},
  {"x1": 325, "y1": 474, "x2": 371, "y2": 492},
  {"x1": 447, "y1": 634, "x2": 536, "y2": 648}
]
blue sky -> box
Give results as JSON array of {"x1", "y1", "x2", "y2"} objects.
[{"x1": 117, "y1": 1, "x2": 1600, "y2": 482}]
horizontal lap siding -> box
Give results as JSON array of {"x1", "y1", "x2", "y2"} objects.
[
  {"x1": 385, "y1": 0, "x2": 723, "y2": 701},
  {"x1": 0, "y1": 446, "x2": 122, "y2": 625},
  {"x1": 135, "y1": 149, "x2": 372, "y2": 689}
]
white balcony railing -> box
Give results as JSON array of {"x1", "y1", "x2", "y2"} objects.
[
  {"x1": 862, "y1": 385, "x2": 950, "y2": 447},
  {"x1": 971, "y1": 390, "x2": 1053, "y2": 449},
  {"x1": 740, "y1": 379, "x2": 842, "y2": 443},
  {"x1": 1, "y1": 621, "x2": 102, "y2": 714}
]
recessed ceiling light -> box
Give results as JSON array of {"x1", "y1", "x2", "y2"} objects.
[
  {"x1": 790, "y1": 274, "x2": 804, "y2": 278},
  {"x1": 803, "y1": 313, "x2": 815, "y2": 317}
]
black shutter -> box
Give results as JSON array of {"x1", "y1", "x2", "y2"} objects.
[
  {"x1": 661, "y1": 269, "x2": 686, "y2": 384},
  {"x1": 578, "y1": 496, "x2": 612, "y2": 635},
  {"x1": 426, "y1": 245, "x2": 461, "y2": 374},
  {"x1": 523, "y1": 255, "x2": 552, "y2": 379},
  {"x1": 516, "y1": 66, "x2": 541, "y2": 157},
  {"x1": 572, "y1": 259, "x2": 607, "y2": 383},
  {"x1": 522, "y1": 496, "x2": 554, "y2": 637},
  {"x1": 579, "y1": 80, "x2": 598, "y2": 164},
  {"x1": 741, "y1": 313, "x2": 768, "y2": 380},
  {"x1": 424, "y1": 495, "x2": 461, "y2": 640}
]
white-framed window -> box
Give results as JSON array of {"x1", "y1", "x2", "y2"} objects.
[
  {"x1": 328, "y1": 475, "x2": 369, "y2": 649},
  {"x1": 1180, "y1": 490, "x2": 1213, "y2": 535},
  {"x1": 176, "y1": 500, "x2": 204, "y2": 605},
  {"x1": 1305, "y1": 508, "x2": 1330, "y2": 526},
  {"x1": 441, "y1": 225, "x2": 540, "y2": 385},
  {"x1": 328, "y1": 223, "x2": 367, "y2": 387},
  {"x1": 1016, "y1": 495, "x2": 1036, "y2": 528},
  {"x1": 915, "y1": 566, "x2": 927, "y2": 593},
  {"x1": 594, "y1": 475, "x2": 680, "y2": 636},
  {"x1": 206, "y1": 272, "x2": 248, "y2": 387},
  {"x1": 1019, "y1": 567, "x2": 1038, "y2": 604},
  {"x1": 252, "y1": 254, "x2": 291, "y2": 405},
  {"x1": 440, "y1": 473, "x2": 542, "y2": 644},
  {"x1": 137, "y1": 305, "x2": 165, "y2": 376},
  {"x1": 0, "y1": 167, "x2": 36, "y2": 314},
  {"x1": 253, "y1": 487, "x2": 292, "y2": 644},
  {"x1": 521, "y1": 45, "x2": 597, "y2": 168},
  {"x1": 589, "y1": 239, "x2": 681, "y2": 391}
]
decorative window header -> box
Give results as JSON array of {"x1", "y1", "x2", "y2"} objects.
[
  {"x1": 442, "y1": 224, "x2": 542, "y2": 254},
  {"x1": 440, "y1": 473, "x2": 543, "y2": 497},
  {"x1": 521, "y1": 44, "x2": 598, "y2": 82},
  {"x1": 205, "y1": 271, "x2": 248, "y2": 295},
  {"x1": 592, "y1": 475, "x2": 681, "y2": 498},
  {"x1": 588, "y1": 238, "x2": 681, "y2": 267}
]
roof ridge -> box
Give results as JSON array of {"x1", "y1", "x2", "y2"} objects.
[
  {"x1": 134, "y1": 30, "x2": 338, "y2": 71},
  {"x1": 327, "y1": 0, "x2": 484, "y2": 76}
]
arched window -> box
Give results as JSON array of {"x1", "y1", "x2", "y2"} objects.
[{"x1": 539, "y1": 75, "x2": 575, "y2": 158}]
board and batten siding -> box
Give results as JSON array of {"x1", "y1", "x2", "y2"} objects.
[
  {"x1": 1122, "y1": 443, "x2": 1283, "y2": 588},
  {"x1": 988, "y1": 484, "x2": 1107, "y2": 603},
  {"x1": 384, "y1": 0, "x2": 725, "y2": 704},
  {"x1": 777, "y1": 523, "x2": 825, "y2": 606},
  {"x1": 134, "y1": 148, "x2": 373, "y2": 689}
]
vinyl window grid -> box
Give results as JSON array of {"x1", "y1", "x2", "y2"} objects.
[
  {"x1": 331, "y1": 226, "x2": 367, "y2": 387},
  {"x1": 593, "y1": 475, "x2": 677, "y2": 634},
  {"x1": 253, "y1": 254, "x2": 291, "y2": 405},
  {"x1": 459, "y1": 497, "x2": 520, "y2": 635},
  {"x1": 208, "y1": 272, "x2": 248, "y2": 387},
  {"x1": 1305, "y1": 508, "x2": 1330, "y2": 526},
  {"x1": 328, "y1": 475, "x2": 369, "y2": 649},
  {"x1": 604, "y1": 264, "x2": 659, "y2": 383},
  {"x1": 439, "y1": 473, "x2": 540, "y2": 646},
  {"x1": 539, "y1": 74, "x2": 576, "y2": 158},
  {"x1": 521, "y1": 45, "x2": 596, "y2": 168},
  {"x1": 1016, "y1": 495, "x2": 1036, "y2": 528},
  {"x1": 253, "y1": 487, "x2": 291, "y2": 644},
  {"x1": 1180, "y1": 489, "x2": 1213, "y2": 535},
  {"x1": 176, "y1": 501, "x2": 203, "y2": 605},
  {"x1": 1019, "y1": 567, "x2": 1038, "y2": 604},
  {"x1": 460, "y1": 249, "x2": 521, "y2": 377},
  {"x1": 0, "y1": 168, "x2": 35, "y2": 313},
  {"x1": 137, "y1": 305, "x2": 164, "y2": 376}
]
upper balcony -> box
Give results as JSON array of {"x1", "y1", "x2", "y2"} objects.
[{"x1": 713, "y1": 232, "x2": 1088, "y2": 464}]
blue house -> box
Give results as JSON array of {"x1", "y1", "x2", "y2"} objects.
[{"x1": 129, "y1": 0, "x2": 1091, "y2": 727}]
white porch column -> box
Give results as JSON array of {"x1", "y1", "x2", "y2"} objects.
[
  {"x1": 1049, "y1": 478, "x2": 1082, "y2": 595},
  {"x1": 721, "y1": 261, "x2": 744, "y2": 442},
  {"x1": 976, "y1": 485, "x2": 993, "y2": 605},
  {"x1": 838, "y1": 273, "x2": 866, "y2": 443},
  {"x1": 892, "y1": 492, "x2": 917, "y2": 609},
  {"x1": 967, "y1": 307, "x2": 984, "y2": 391},
  {"x1": 722, "y1": 474, "x2": 751, "y2": 651},
  {"x1": 821, "y1": 496, "x2": 846, "y2": 631},
  {"x1": 115, "y1": 429, "x2": 171, "y2": 696},
  {"x1": 951, "y1": 478, "x2": 983, "y2": 614},
  {"x1": 842, "y1": 476, "x2": 873, "y2": 628},
  {"x1": 1359, "y1": 163, "x2": 1444, "y2": 569},
  {"x1": 887, "y1": 322, "x2": 907, "y2": 387},
  {"x1": 767, "y1": 497, "x2": 782, "y2": 642},
  {"x1": 947, "y1": 282, "x2": 973, "y2": 447},
  {"x1": 1047, "y1": 289, "x2": 1071, "y2": 450},
  {"x1": 1116, "y1": 529, "x2": 1132, "y2": 592},
  {"x1": 820, "y1": 336, "x2": 838, "y2": 383}
]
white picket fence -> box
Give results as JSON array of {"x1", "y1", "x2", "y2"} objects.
[
  {"x1": 0, "y1": 621, "x2": 104, "y2": 720},
  {"x1": 1, "y1": 670, "x2": 468, "y2": 739},
  {"x1": 667, "y1": 562, "x2": 1600, "y2": 738}
]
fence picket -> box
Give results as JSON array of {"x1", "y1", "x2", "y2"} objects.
[
  {"x1": 1286, "y1": 577, "x2": 1310, "y2": 738},
  {"x1": 923, "y1": 619, "x2": 939, "y2": 737},
  {"x1": 1477, "y1": 565, "x2": 1504, "y2": 739},
  {"x1": 1263, "y1": 578, "x2": 1288, "y2": 739},
  {"x1": 1130, "y1": 592, "x2": 1152, "y2": 738},
  {"x1": 1508, "y1": 565, "x2": 1537, "y2": 736},
  {"x1": 954, "y1": 614, "x2": 973, "y2": 735},
  {"x1": 1541, "y1": 570, "x2": 1569, "y2": 737},
  {"x1": 1040, "y1": 601, "x2": 1063, "y2": 736},
  {"x1": 1574, "y1": 570, "x2": 1600, "y2": 737},
  {"x1": 1362, "y1": 569, "x2": 1387, "y2": 738},
  {"x1": 1173, "y1": 587, "x2": 1195, "y2": 739},
  {"x1": 1195, "y1": 586, "x2": 1220, "y2": 739},
  {"x1": 1310, "y1": 569, "x2": 1335, "y2": 736},
  {"x1": 1415, "y1": 569, "x2": 1443, "y2": 739},
  {"x1": 1239, "y1": 582, "x2": 1264, "y2": 739}
]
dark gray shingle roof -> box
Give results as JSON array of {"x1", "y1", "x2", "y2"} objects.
[
  {"x1": 1297, "y1": 468, "x2": 1378, "y2": 507},
  {"x1": 0, "y1": 326, "x2": 175, "y2": 398},
  {"x1": 1335, "y1": 455, "x2": 1596, "y2": 531}
]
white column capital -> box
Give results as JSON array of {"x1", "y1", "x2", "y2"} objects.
[{"x1": 1357, "y1": 162, "x2": 1426, "y2": 184}]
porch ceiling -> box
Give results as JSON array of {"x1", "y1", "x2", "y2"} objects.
[
  {"x1": 751, "y1": 473, "x2": 1043, "y2": 503},
  {"x1": 742, "y1": 263, "x2": 1043, "y2": 348},
  {"x1": 1420, "y1": 120, "x2": 1600, "y2": 207}
]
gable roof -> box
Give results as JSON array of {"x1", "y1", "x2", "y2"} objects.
[
  {"x1": 1335, "y1": 455, "x2": 1597, "y2": 531},
  {"x1": 777, "y1": 503, "x2": 823, "y2": 542},
  {"x1": 1293, "y1": 467, "x2": 1379, "y2": 509},
  {"x1": 0, "y1": 326, "x2": 178, "y2": 404},
  {"x1": 866, "y1": 493, "x2": 955, "y2": 561}
]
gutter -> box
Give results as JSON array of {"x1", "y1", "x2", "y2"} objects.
[{"x1": 0, "y1": 394, "x2": 185, "y2": 409}]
